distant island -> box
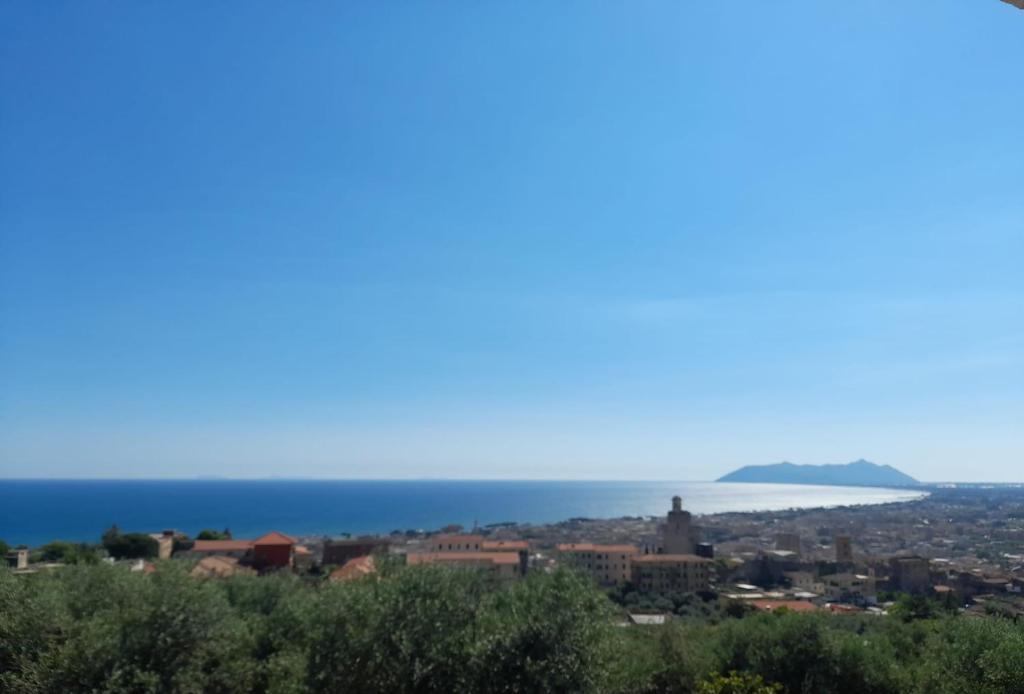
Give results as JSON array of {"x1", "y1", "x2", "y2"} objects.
[{"x1": 717, "y1": 459, "x2": 920, "y2": 488}]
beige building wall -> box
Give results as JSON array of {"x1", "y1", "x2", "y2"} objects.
[
  {"x1": 557, "y1": 544, "x2": 637, "y2": 585},
  {"x1": 630, "y1": 554, "x2": 711, "y2": 593},
  {"x1": 407, "y1": 551, "x2": 522, "y2": 581},
  {"x1": 430, "y1": 534, "x2": 483, "y2": 552}
]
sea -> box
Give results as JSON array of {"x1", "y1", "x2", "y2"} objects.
[{"x1": 0, "y1": 480, "x2": 926, "y2": 547}]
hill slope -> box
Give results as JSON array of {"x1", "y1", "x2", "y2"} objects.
[{"x1": 717, "y1": 459, "x2": 919, "y2": 487}]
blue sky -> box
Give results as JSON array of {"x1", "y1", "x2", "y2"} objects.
[{"x1": 1, "y1": 2, "x2": 1022, "y2": 481}]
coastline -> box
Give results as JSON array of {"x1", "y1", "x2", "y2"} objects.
[{"x1": 1, "y1": 479, "x2": 926, "y2": 547}]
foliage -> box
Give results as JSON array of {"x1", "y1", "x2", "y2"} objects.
[
  {"x1": 0, "y1": 539, "x2": 9, "y2": 557},
  {"x1": 101, "y1": 529, "x2": 159, "y2": 560},
  {"x1": 32, "y1": 541, "x2": 100, "y2": 565},
  {"x1": 698, "y1": 671, "x2": 783, "y2": 694},
  {"x1": 3, "y1": 562, "x2": 1024, "y2": 693},
  {"x1": 196, "y1": 529, "x2": 233, "y2": 540}
]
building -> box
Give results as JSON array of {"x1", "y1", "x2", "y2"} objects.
[
  {"x1": 695, "y1": 542, "x2": 715, "y2": 559},
  {"x1": 631, "y1": 554, "x2": 712, "y2": 593},
  {"x1": 889, "y1": 556, "x2": 931, "y2": 595},
  {"x1": 823, "y1": 572, "x2": 876, "y2": 603},
  {"x1": 190, "y1": 555, "x2": 255, "y2": 579},
  {"x1": 784, "y1": 570, "x2": 825, "y2": 595},
  {"x1": 430, "y1": 534, "x2": 483, "y2": 552},
  {"x1": 835, "y1": 536, "x2": 853, "y2": 564},
  {"x1": 557, "y1": 543, "x2": 638, "y2": 585},
  {"x1": 323, "y1": 538, "x2": 390, "y2": 566},
  {"x1": 482, "y1": 540, "x2": 530, "y2": 576},
  {"x1": 187, "y1": 539, "x2": 255, "y2": 559},
  {"x1": 663, "y1": 496, "x2": 696, "y2": 555},
  {"x1": 328, "y1": 555, "x2": 376, "y2": 582},
  {"x1": 148, "y1": 530, "x2": 176, "y2": 560},
  {"x1": 774, "y1": 533, "x2": 801, "y2": 555},
  {"x1": 5, "y1": 549, "x2": 29, "y2": 570},
  {"x1": 252, "y1": 531, "x2": 297, "y2": 570},
  {"x1": 407, "y1": 551, "x2": 523, "y2": 581}
]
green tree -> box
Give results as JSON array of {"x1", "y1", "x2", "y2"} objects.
[
  {"x1": 102, "y1": 532, "x2": 159, "y2": 560},
  {"x1": 35, "y1": 541, "x2": 100, "y2": 565},
  {"x1": 196, "y1": 529, "x2": 232, "y2": 541},
  {"x1": 698, "y1": 672, "x2": 783, "y2": 694}
]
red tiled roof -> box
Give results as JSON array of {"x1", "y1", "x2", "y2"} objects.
[
  {"x1": 329, "y1": 555, "x2": 376, "y2": 582},
  {"x1": 556, "y1": 543, "x2": 638, "y2": 554},
  {"x1": 408, "y1": 551, "x2": 520, "y2": 566},
  {"x1": 253, "y1": 531, "x2": 297, "y2": 546},
  {"x1": 481, "y1": 540, "x2": 529, "y2": 551},
  {"x1": 190, "y1": 555, "x2": 255, "y2": 578},
  {"x1": 631, "y1": 554, "x2": 710, "y2": 564},
  {"x1": 750, "y1": 599, "x2": 819, "y2": 613},
  {"x1": 192, "y1": 540, "x2": 254, "y2": 552},
  {"x1": 827, "y1": 603, "x2": 862, "y2": 613}
]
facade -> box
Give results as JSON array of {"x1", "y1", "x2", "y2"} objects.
[
  {"x1": 430, "y1": 534, "x2": 483, "y2": 552},
  {"x1": 328, "y1": 555, "x2": 376, "y2": 582},
  {"x1": 835, "y1": 536, "x2": 854, "y2": 564},
  {"x1": 889, "y1": 556, "x2": 930, "y2": 595},
  {"x1": 149, "y1": 531, "x2": 175, "y2": 560},
  {"x1": 5, "y1": 549, "x2": 29, "y2": 570},
  {"x1": 323, "y1": 538, "x2": 390, "y2": 566},
  {"x1": 407, "y1": 551, "x2": 523, "y2": 581},
  {"x1": 663, "y1": 496, "x2": 695, "y2": 555},
  {"x1": 823, "y1": 572, "x2": 876, "y2": 603},
  {"x1": 630, "y1": 554, "x2": 712, "y2": 593},
  {"x1": 556, "y1": 543, "x2": 637, "y2": 585},
  {"x1": 252, "y1": 531, "x2": 296, "y2": 569},
  {"x1": 481, "y1": 540, "x2": 529, "y2": 576},
  {"x1": 695, "y1": 543, "x2": 715, "y2": 559}
]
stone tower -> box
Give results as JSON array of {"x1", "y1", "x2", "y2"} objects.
[
  {"x1": 835, "y1": 535, "x2": 853, "y2": 564},
  {"x1": 663, "y1": 495, "x2": 695, "y2": 554}
]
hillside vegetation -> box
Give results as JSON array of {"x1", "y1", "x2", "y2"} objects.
[{"x1": 2, "y1": 563, "x2": 1023, "y2": 693}]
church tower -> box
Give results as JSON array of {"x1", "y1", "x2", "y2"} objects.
[{"x1": 663, "y1": 495, "x2": 695, "y2": 554}]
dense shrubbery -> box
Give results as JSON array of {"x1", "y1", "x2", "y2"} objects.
[
  {"x1": 2, "y1": 563, "x2": 1024, "y2": 693},
  {"x1": 101, "y1": 526, "x2": 159, "y2": 560}
]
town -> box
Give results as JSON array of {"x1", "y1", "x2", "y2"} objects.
[{"x1": 8, "y1": 486, "x2": 1024, "y2": 621}]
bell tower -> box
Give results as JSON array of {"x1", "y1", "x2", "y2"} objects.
[{"x1": 663, "y1": 495, "x2": 695, "y2": 554}]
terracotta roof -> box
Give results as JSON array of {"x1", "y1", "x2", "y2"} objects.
[
  {"x1": 294, "y1": 545, "x2": 312, "y2": 555},
  {"x1": 750, "y1": 599, "x2": 819, "y2": 613},
  {"x1": 190, "y1": 555, "x2": 255, "y2": 578},
  {"x1": 631, "y1": 554, "x2": 711, "y2": 564},
  {"x1": 408, "y1": 551, "x2": 520, "y2": 566},
  {"x1": 827, "y1": 603, "x2": 862, "y2": 613},
  {"x1": 253, "y1": 531, "x2": 297, "y2": 546},
  {"x1": 481, "y1": 540, "x2": 529, "y2": 551},
  {"x1": 556, "y1": 543, "x2": 639, "y2": 554},
  {"x1": 192, "y1": 539, "x2": 254, "y2": 552},
  {"x1": 329, "y1": 555, "x2": 376, "y2": 582}
]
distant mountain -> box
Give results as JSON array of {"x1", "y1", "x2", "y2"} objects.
[{"x1": 716, "y1": 459, "x2": 920, "y2": 487}]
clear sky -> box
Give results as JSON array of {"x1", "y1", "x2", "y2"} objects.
[{"x1": 1, "y1": 2, "x2": 1022, "y2": 482}]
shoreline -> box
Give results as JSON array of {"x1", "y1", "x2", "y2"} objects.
[{"x1": 1, "y1": 480, "x2": 927, "y2": 547}]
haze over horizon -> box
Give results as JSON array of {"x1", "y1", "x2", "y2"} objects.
[{"x1": 2, "y1": 3, "x2": 1022, "y2": 482}]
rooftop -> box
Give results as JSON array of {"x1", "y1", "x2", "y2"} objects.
[
  {"x1": 631, "y1": 554, "x2": 711, "y2": 564},
  {"x1": 192, "y1": 539, "x2": 254, "y2": 552},
  {"x1": 408, "y1": 551, "x2": 521, "y2": 566},
  {"x1": 556, "y1": 543, "x2": 638, "y2": 553}
]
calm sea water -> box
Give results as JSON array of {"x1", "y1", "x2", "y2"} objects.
[{"x1": 0, "y1": 480, "x2": 925, "y2": 547}]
